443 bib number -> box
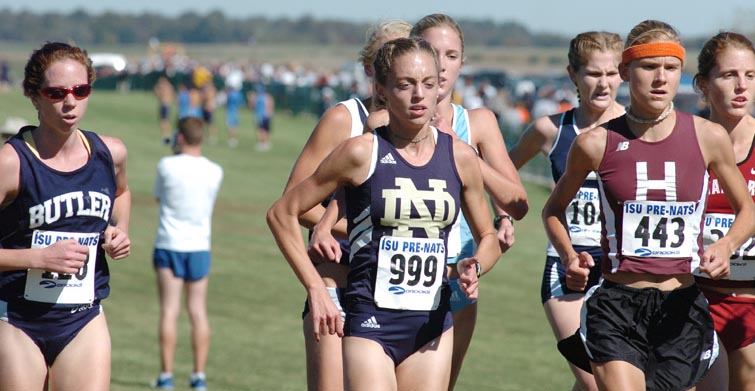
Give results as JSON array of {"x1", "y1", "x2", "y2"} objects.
[{"x1": 622, "y1": 201, "x2": 696, "y2": 258}]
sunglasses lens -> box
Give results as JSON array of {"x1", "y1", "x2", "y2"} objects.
[
  {"x1": 72, "y1": 85, "x2": 92, "y2": 98},
  {"x1": 42, "y1": 88, "x2": 68, "y2": 100},
  {"x1": 39, "y1": 85, "x2": 91, "y2": 100}
]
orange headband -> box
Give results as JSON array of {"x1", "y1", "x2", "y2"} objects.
[{"x1": 622, "y1": 42, "x2": 686, "y2": 64}]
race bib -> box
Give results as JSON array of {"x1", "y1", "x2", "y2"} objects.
[
  {"x1": 374, "y1": 236, "x2": 444, "y2": 311},
  {"x1": 699, "y1": 213, "x2": 755, "y2": 280},
  {"x1": 24, "y1": 230, "x2": 98, "y2": 304},
  {"x1": 621, "y1": 200, "x2": 696, "y2": 258},
  {"x1": 566, "y1": 187, "x2": 601, "y2": 247}
]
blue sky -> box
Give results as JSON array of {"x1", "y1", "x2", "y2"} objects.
[{"x1": 2, "y1": 0, "x2": 755, "y2": 38}]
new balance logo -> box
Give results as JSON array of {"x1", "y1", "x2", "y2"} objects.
[
  {"x1": 380, "y1": 153, "x2": 397, "y2": 164},
  {"x1": 616, "y1": 141, "x2": 629, "y2": 151},
  {"x1": 360, "y1": 316, "x2": 381, "y2": 329}
]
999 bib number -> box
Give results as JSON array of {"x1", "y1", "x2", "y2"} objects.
[
  {"x1": 388, "y1": 254, "x2": 439, "y2": 287},
  {"x1": 375, "y1": 236, "x2": 444, "y2": 311}
]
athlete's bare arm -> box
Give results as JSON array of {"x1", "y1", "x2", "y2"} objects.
[
  {"x1": 0, "y1": 143, "x2": 87, "y2": 273},
  {"x1": 269, "y1": 134, "x2": 374, "y2": 340},
  {"x1": 696, "y1": 117, "x2": 755, "y2": 278},
  {"x1": 508, "y1": 114, "x2": 561, "y2": 169},
  {"x1": 101, "y1": 136, "x2": 131, "y2": 260},
  {"x1": 284, "y1": 104, "x2": 356, "y2": 235},
  {"x1": 542, "y1": 128, "x2": 606, "y2": 290},
  {"x1": 469, "y1": 108, "x2": 528, "y2": 220},
  {"x1": 453, "y1": 138, "x2": 500, "y2": 296}
]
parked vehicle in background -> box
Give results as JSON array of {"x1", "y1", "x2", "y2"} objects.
[{"x1": 90, "y1": 53, "x2": 128, "y2": 78}]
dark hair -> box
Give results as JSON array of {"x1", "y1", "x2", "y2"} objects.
[
  {"x1": 178, "y1": 116, "x2": 206, "y2": 145},
  {"x1": 23, "y1": 42, "x2": 95, "y2": 97},
  {"x1": 693, "y1": 31, "x2": 755, "y2": 94},
  {"x1": 373, "y1": 37, "x2": 439, "y2": 86}
]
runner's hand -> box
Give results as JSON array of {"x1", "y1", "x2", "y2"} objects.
[
  {"x1": 497, "y1": 218, "x2": 515, "y2": 253},
  {"x1": 39, "y1": 239, "x2": 87, "y2": 274},
  {"x1": 307, "y1": 225, "x2": 341, "y2": 264},
  {"x1": 565, "y1": 252, "x2": 593, "y2": 291},
  {"x1": 307, "y1": 286, "x2": 344, "y2": 341},
  {"x1": 457, "y1": 257, "x2": 480, "y2": 300},
  {"x1": 701, "y1": 240, "x2": 732, "y2": 279},
  {"x1": 102, "y1": 225, "x2": 131, "y2": 260}
]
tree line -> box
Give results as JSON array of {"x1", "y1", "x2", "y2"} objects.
[{"x1": 0, "y1": 9, "x2": 573, "y2": 47}]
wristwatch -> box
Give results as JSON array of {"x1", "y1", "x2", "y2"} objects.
[{"x1": 493, "y1": 214, "x2": 514, "y2": 230}]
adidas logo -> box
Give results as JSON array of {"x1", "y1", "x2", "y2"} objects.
[
  {"x1": 360, "y1": 316, "x2": 381, "y2": 329},
  {"x1": 380, "y1": 153, "x2": 397, "y2": 164}
]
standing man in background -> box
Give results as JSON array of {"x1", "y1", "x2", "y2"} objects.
[
  {"x1": 249, "y1": 83, "x2": 274, "y2": 151},
  {"x1": 154, "y1": 74, "x2": 175, "y2": 145},
  {"x1": 152, "y1": 116, "x2": 223, "y2": 391}
]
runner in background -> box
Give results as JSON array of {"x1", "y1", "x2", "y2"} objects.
[{"x1": 508, "y1": 31, "x2": 625, "y2": 391}]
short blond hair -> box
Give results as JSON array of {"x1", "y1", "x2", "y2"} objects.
[
  {"x1": 358, "y1": 20, "x2": 412, "y2": 68},
  {"x1": 625, "y1": 20, "x2": 681, "y2": 47}
]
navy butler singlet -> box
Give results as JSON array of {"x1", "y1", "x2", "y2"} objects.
[{"x1": 0, "y1": 126, "x2": 116, "y2": 308}]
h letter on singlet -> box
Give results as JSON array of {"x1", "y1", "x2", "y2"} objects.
[{"x1": 635, "y1": 162, "x2": 677, "y2": 201}]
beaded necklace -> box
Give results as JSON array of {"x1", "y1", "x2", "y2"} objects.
[{"x1": 626, "y1": 101, "x2": 674, "y2": 124}]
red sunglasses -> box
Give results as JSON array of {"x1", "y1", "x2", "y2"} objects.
[{"x1": 38, "y1": 84, "x2": 92, "y2": 101}]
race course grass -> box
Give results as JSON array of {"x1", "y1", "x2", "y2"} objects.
[{"x1": 0, "y1": 89, "x2": 570, "y2": 390}]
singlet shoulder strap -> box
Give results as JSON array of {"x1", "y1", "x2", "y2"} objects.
[
  {"x1": 561, "y1": 108, "x2": 575, "y2": 127},
  {"x1": 547, "y1": 109, "x2": 574, "y2": 158},
  {"x1": 355, "y1": 98, "x2": 368, "y2": 125}
]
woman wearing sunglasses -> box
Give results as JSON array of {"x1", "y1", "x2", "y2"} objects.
[{"x1": 0, "y1": 42, "x2": 131, "y2": 390}]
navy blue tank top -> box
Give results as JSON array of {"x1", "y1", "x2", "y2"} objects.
[
  {"x1": 344, "y1": 127, "x2": 461, "y2": 305},
  {"x1": 548, "y1": 109, "x2": 576, "y2": 182},
  {"x1": 546, "y1": 109, "x2": 602, "y2": 256},
  {"x1": 0, "y1": 126, "x2": 116, "y2": 307}
]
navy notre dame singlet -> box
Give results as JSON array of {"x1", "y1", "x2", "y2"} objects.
[{"x1": 344, "y1": 127, "x2": 461, "y2": 311}]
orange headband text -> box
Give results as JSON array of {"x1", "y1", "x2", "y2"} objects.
[{"x1": 622, "y1": 42, "x2": 686, "y2": 64}]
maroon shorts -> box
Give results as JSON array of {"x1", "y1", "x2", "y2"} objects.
[{"x1": 702, "y1": 289, "x2": 755, "y2": 352}]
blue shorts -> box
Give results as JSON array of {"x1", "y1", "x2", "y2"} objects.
[
  {"x1": 257, "y1": 117, "x2": 271, "y2": 132},
  {"x1": 153, "y1": 249, "x2": 211, "y2": 281},
  {"x1": 159, "y1": 104, "x2": 169, "y2": 120},
  {"x1": 344, "y1": 288, "x2": 452, "y2": 366},
  {"x1": 449, "y1": 278, "x2": 476, "y2": 313},
  {"x1": 540, "y1": 254, "x2": 602, "y2": 304},
  {"x1": 226, "y1": 107, "x2": 239, "y2": 128},
  {"x1": 202, "y1": 109, "x2": 213, "y2": 124},
  {"x1": 0, "y1": 299, "x2": 101, "y2": 366}
]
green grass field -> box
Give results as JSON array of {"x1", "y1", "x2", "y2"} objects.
[{"x1": 0, "y1": 89, "x2": 570, "y2": 390}]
